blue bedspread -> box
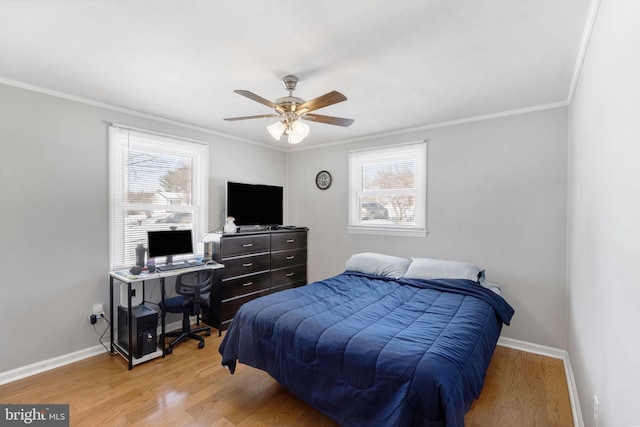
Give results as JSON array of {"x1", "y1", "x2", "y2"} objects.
[{"x1": 219, "y1": 272, "x2": 514, "y2": 427}]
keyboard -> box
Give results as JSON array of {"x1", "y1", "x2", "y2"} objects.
[{"x1": 156, "y1": 261, "x2": 205, "y2": 272}]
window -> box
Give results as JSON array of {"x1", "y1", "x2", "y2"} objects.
[
  {"x1": 348, "y1": 141, "x2": 427, "y2": 237},
  {"x1": 109, "y1": 125, "x2": 209, "y2": 269}
]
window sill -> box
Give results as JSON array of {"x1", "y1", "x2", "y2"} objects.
[{"x1": 348, "y1": 225, "x2": 428, "y2": 238}]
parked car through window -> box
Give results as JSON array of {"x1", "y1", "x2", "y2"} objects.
[{"x1": 361, "y1": 203, "x2": 388, "y2": 220}]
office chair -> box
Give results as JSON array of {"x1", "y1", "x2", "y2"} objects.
[{"x1": 160, "y1": 270, "x2": 213, "y2": 354}]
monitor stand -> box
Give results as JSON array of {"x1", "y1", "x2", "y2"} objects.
[{"x1": 165, "y1": 255, "x2": 173, "y2": 265}]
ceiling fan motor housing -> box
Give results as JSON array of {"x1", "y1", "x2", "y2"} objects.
[{"x1": 275, "y1": 96, "x2": 306, "y2": 112}]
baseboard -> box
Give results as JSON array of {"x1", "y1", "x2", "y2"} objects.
[
  {"x1": 0, "y1": 319, "x2": 188, "y2": 386},
  {"x1": 498, "y1": 336, "x2": 567, "y2": 358},
  {"x1": 0, "y1": 345, "x2": 105, "y2": 386},
  {"x1": 497, "y1": 337, "x2": 584, "y2": 427}
]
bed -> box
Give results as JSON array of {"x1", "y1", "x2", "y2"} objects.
[{"x1": 219, "y1": 253, "x2": 514, "y2": 427}]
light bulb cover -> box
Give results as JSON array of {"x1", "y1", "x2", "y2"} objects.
[
  {"x1": 288, "y1": 120, "x2": 310, "y2": 144},
  {"x1": 267, "y1": 121, "x2": 285, "y2": 140}
]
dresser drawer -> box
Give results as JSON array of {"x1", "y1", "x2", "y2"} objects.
[
  {"x1": 271, "y1": 231, "x2": 307, "y2": 251},
  {"x1": 220, "y1": 290, "x2": 270, "y2": 322},
  {"x1": 221, "y1": 234, "x2": 270, "y2": 258},
  {"x1": 223, "y1": 253, "x2": 270, "y2": 277},
  {"x1": 222, "y1": 271, "x2": 271, "y2": 300},
  {"x1": 271, "y1": 264, "x2": 307, "y2": 287},
  {"x1": 271, "y1": 248, "x2": 307, "y2": 269}
]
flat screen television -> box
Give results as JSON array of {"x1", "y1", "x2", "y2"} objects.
[
  {"x1": 226, "y1": 181, "x2": 284, "y2": 227},
  {"x1": 147, "y1": 229, "x2": 193, "y2": 260}
]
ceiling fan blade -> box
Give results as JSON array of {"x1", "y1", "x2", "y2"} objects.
[
  {"x1": 234, "y1": 90, "x2": 282, "y2": 111},
  {"x1": 302, "y1": 113, "x2": 354, "y2": 127},
  {"x1": 296, "y1": 91, "x2": 347, "y2": 113},
  {"x1": 224, "y1": 114, "x2": 280, "y2": 121}
]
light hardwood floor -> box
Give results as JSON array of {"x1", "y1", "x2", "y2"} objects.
[{"x1": 0, "y1": 332, "x2": 573, "y2": 426}]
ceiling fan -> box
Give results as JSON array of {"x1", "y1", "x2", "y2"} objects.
[{"x1": 224, "y1": 75, "x2": 354, "y2": 144}]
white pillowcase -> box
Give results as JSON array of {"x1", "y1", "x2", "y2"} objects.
[
  {"x1": 481, "y1": 281, "x2": 502, "y2": 295},
  {"x1": 345, "y1": 252, "x2": 411, "y2": 279},
  {"x1": 404, "y1": 257, "x2": 485, "y2": 282}
]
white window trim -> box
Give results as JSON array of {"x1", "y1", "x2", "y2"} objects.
[
  {"x1": 348, "y1": 141, "x2": 428, "y2": 237},
  {"x1": 109, "y1": 125, "x2": 209, "y2": 270}
]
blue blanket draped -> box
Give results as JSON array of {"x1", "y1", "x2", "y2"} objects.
[{"x1": 219, "y1": 272, "x2": 514, "y2": 427}]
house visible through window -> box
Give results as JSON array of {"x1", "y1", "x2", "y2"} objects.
[
  {"x1": 348, "y1": 141, "x2": 427, "y2": 237},
  {"x1": 109, "y1": 126, "x2": 209, "y2": 269}
]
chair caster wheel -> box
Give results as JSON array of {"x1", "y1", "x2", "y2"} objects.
[
  {"x1": 205, "y1": 330, "x2": 211, "y2": 336},
  {"x1": 198, "y1": 341, "x2": 205, "y2": 349},
  {"x1": 165, "y1": 347, "x2": 173, "y2": 355}
]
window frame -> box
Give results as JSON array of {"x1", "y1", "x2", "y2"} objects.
[
  {"x1": 109, "y1": 125, "x2": 209, "y2": 270},
  {"x1": 348, "y1": 141, "x2": 427, "y2": 237}
]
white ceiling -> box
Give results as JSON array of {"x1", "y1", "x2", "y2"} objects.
[{"x1": 0, "y1": 0, "x2": 592, "y2": 149}]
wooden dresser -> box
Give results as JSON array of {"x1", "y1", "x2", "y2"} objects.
[{"x1": 203, "y1": 227, "x2": 307, "y2": 333}]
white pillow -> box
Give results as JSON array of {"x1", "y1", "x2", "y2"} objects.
[
  {"x1": 481, "y1": 281, "x2": 502, "y2": 295},
  {"x1": 345, "y1": 252, "x2": 411, "y2": 279},
  {"x1": 404, "y1": 257, "x2": 485, "y2": 282}
]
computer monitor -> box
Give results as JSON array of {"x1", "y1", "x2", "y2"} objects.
[{"x1": 147, "y1": 229, "x2": 193, "y2": 264}]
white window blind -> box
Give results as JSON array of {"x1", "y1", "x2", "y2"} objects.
[
  {"x1": 109, "y1": 125, "x2": 209, "y2": 269},
  {"x1": 348, "y1": 141, "x2": 427, "y2": 237}
]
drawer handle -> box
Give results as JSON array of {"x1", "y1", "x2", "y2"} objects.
[
  {"x1": 242, "y1": 282, "x2": 253, "y2": 287},
  {"x1": 286, "y1": 239, "x2": 295, "y2": 243},
  {"x1": 243, "y1": 262, "x2": 253, "y2": 267},
  {"x1": 286, "y1": 255, "x2": 295, "y2": 260},
  {"x1": 286, "y1": 272, "x2": 294, "y2": 277},
  {"x1": 243, "y1": 243, "x2": 253, "y2": 248}
]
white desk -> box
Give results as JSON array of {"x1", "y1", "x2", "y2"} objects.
[{"x1": 108, "y1": 262, "x2": 224, "y2": 370}]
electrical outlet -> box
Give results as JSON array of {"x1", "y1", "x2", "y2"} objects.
[
  {"x1": 593, "y1": 394, "x2": 599, "y2": 427},
  {"x1": 88, "y1": 303, "x2": 105, "y2": 324}
]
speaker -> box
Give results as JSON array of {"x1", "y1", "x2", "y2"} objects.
[{"x1": 117, "y1": 305, "x2": 158, "y2": 358}]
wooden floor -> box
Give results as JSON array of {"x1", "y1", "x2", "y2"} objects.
[{"x1": 0, "y1": 332, "x2": 573, "y2": 426}]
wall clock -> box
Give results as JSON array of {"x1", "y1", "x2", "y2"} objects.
[{"x1": 315, "y1": 170, "x2": 332, "y2": 190}]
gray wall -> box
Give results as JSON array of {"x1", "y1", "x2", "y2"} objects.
[
  {"x1": 0, "y1": 83, "x2": 287, "y2": 373},
  {"x1": 0, "y1": 82, "x2": 569, "y2": 374},
  {"x1": 568, "y1": 1, "x2": 640, "y2": 426},
  {"x1": 287, "y1": 107, "x2": 569, "y2": 349}
]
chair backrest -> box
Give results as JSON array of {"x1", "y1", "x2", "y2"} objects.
[{"x1": 174, "y1": 270, "x2": 214, "y2": 313}]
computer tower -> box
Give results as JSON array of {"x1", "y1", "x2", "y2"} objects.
[{"x1": 117, "y1": 305, "x2": 158, "y2": 358}]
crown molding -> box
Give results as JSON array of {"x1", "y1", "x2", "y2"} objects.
[
  {"x1": 0, "y1": 76, "x2": 571, "y2": 154},
  {"x1": 0, "y1": 77, "x2": 286, "y2": 152},
  {"x1": 288, "y1": 101, "x2": 569, "y2": 152},
  {"x1": 567, "y1": 0, "x2": 602, "y2": 103}
]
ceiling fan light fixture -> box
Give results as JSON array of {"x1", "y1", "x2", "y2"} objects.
[
  {"x1": 287, "y1": 120, "x2": 310, "y2": 144},
  {"x1": 267, "y1": 121, "x2": 285, "y2": 140}
]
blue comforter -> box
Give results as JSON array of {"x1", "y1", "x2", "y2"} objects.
[{"x1": 219, "y1": 272, "x2": 514, "y2": 427}]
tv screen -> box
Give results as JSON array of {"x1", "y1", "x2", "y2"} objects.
[
  {"x1": 147, "y1": 229, "x2": 194, "y2": 259},
  {"x1": 226, "y1": 181, "x2": 283, "y2": 226}
]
